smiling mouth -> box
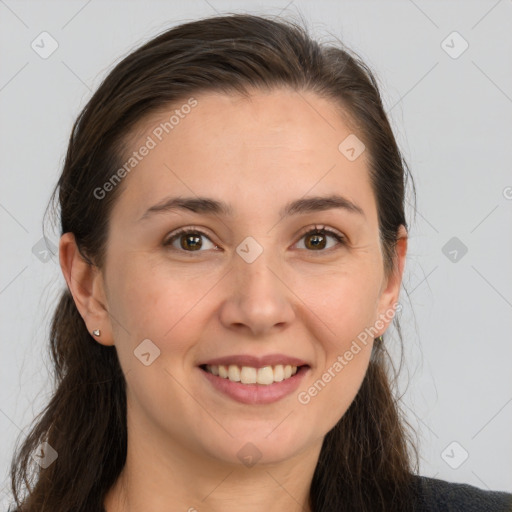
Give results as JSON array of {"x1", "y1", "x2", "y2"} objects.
[{"x1": 199, "y1": 364, "x2": 309, "y2": 385}]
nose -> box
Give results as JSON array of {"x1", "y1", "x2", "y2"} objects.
[{"x1": 218, "y1": 248, "x2": 296, "y2": 337}]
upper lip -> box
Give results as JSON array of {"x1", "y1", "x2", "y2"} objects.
[{"x1": 198, "y1": 354, "x2": 309, "y2": 368}]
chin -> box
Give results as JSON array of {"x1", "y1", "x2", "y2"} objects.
[{"x1": 205, "y1": 429, "x2": 312, "y2": 468}]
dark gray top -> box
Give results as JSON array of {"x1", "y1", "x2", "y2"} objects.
[{"x1": 412, "y1": 475, "x2": 512, "y2": 511}]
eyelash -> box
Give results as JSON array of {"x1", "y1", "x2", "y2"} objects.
[{"x1": 163, "y1": 224, "x2": 346, "y2": 255}]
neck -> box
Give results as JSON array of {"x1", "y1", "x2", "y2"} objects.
[{"x1": 104, "y1": 409, "x2": 321, "y2": 512}]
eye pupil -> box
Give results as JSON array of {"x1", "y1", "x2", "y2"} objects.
[
  {"x1": 306, "y1": 233, "x2": 326, "y2": 250},
  {"x1": 181, "y1": 233, "x2": 202, "y2": 251}
]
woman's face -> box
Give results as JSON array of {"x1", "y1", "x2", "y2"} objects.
[{"x1": 89, "y1": 88, "x2": 406, "y2": 467}]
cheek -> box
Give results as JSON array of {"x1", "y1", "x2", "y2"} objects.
[
  {"x1": 304, "y1": 266, "x2": 382, "y2": 334},
  {"x1": 106, "y1": 260, "x2": 210, "y2": 425},
  {"x1": 111, "y1": 251, "x2": 198, "y2": 317},
  {"x1": 297, "y1": 340, "x2": 373, "y2": 431},
  {"x1": 294, "y1": 272, "x2": 377, "y2": 425},
  {"x1": 106, "y1": 256, "x2": 214, "y2": 363}
]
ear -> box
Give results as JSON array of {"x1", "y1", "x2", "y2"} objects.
[
  {"x1": 375, "y1": 224, "x2": 408, "y2": 337},
  {"x1": 59, "y1": 232, "x2": 114, "y2": 346}
]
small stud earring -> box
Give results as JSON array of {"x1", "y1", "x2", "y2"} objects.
[{"x1": 92, "y1": 329, "x2": 101, "y2": 336}]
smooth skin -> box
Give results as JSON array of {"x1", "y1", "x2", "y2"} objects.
[{"x1": 60, "y1": 88, "x2": 407, "y2": 512}]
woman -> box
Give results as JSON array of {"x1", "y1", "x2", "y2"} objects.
[{"x1": 8, "y1": 13, "x2": 512, "y2": 512}]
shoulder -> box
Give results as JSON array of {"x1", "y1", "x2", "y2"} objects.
[{"x1": 411, "y1": 474, "x2": 512, "y2": 512}]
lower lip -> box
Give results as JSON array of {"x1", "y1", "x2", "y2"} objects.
[{"x1": 199, "y1": 366, "x2": 309, "y2": 405}]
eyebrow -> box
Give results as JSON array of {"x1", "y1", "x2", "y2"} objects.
[{"x1": 138, "y1": 194, "x2": 366, "y2": 222}]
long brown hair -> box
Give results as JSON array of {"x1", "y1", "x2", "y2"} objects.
[{"x1": 9, "y1": 13, "x2": 418, "y2": 511}]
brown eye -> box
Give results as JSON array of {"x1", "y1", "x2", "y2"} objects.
[
  {"x1": 179, "y1": 232, "x2": 203, "y2": 251},
  {"x1": 296, "y1": 226, "x2": 346, "y2": 252},
  {"x1": 164, "y1": 228, "x2": 217, "y2": 252},
  {"x1": 304, "y1": 232, "x2": 327, "y2": 250}
]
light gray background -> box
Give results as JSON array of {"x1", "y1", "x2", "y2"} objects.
[{"x1": 1, "y1": 0, "x2": 511, "y2": 506}]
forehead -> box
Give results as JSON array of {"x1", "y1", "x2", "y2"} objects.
[{"x1": 110, "y1": 88, "x2": 376, "y2": 226}]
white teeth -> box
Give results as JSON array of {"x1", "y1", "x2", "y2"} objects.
[
  {"x1": 257, "y1": 366, "x2": 274, "y2": 385},
  {"x1": 204, "y1": 363, "x2": 300, "y2": 385},
  {"x1": 273, "y1": 364, "x2": 284, "y2": 382},
  {"x1": 240, "y1": 366, "x2": 257, "y2": 384},
  {"x1": 228, "y1": 364, "x2": 241, "y2": 382}
]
